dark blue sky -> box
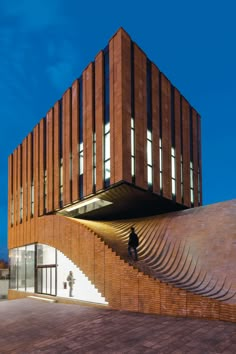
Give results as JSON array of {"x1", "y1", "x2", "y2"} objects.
[{"x1": 0, "y1": 0, "x2": 235, "y2": 260}]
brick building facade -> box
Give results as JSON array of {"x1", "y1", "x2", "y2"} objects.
[{"x1": 8, "y1": 28, "x2": 236, "y2": 322}]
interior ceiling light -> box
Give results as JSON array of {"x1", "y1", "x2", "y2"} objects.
[{"x1": 64, "y1": 197, "x2": 101, "y2": 212}]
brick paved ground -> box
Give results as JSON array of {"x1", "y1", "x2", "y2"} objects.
[{"x1": 0, "y1": 299, "x2": 236, "y2": 353}]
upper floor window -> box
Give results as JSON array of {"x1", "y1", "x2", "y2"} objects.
[
  {"x1": 31, "y1": 181, "x2": 34, "y2": 217},
  {"x1": 19, "y1": 187, "x2": 23, "y2": 223},
  {"x1": 131, "y1": 118, "x2": 135, "y2": 179},
  {"x1": 171, "y1": 147, "x2": 176, "y2": 197},
  {"x1": 159, "y1": 138, "x2": 163, "y2": 191},
  {"x1": 147, "y1": 130, "x2": 153, "y2": 187}
]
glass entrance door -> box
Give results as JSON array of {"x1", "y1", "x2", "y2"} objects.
[{"x1": 36, "y1": 265, "x2": 56, "y2": 296}]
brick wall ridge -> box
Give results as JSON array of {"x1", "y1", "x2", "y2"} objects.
[
  {"x1": 73, "y1": 214, "x2": 236, "y2": 303},
  {"x1": 8, "y1": 213, "x2": 236, "y2": 322},
  {"x1": 74, "y1": 218, "x2": 149, "y2": 275}
]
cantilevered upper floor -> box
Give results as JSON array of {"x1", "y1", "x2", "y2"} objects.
[{"x1": 8, "y1": 27, "x2": 202, "y2": 225}]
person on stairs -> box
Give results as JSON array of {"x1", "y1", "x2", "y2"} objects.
[{"x1": 128, "y1": 226, "x2": 139, "y2": 261}]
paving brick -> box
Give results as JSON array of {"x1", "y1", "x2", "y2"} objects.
[{"x1": 3, "y1": 298, "x2": 236, "y2": 353}]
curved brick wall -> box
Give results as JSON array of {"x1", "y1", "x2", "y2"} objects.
[{"x1": 8, "y1": 201, "x2": 236, "y2": 322}]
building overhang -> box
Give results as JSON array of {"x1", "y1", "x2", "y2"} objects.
[{"x1": 57, "y1": 182, "x2": 187, "y2": 220}]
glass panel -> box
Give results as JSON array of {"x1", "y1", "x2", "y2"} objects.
[
  {"x1": 79, "y1": 175, "x2": 83, "y2": 198},
  {"x1": 159, "y1": 138, "x2": 162, "y2": 148},
  {"x1": 47, "y1": 268, "x2": 51, "y2": 294},
  {"x1": 172, "y1": 179, "x2": 176, "y2": 195},
  {"x1": 60, "y1": 185, "x2": 63, "y2": 203},
  {"x1": 31, "y1": 183, "x2": 34, "y2": 216},
  {"x1": 171, "y1": 147, "x2": 175, "y2": 157},
  {"x1": 160, "y1": 172, "x2": 163, "y2": 190},
  {"x1": 147, "y1": 130, "x2": 152, "y2": 140},
  {"x1": 131, "y1": 157, "x2": 135, "y2": 177},
  {"x1": 26, "y1": 244, "x2": 35, "y2": 293},
  {"x1": 147, "y1": 166, "x2": 152, "y2": 185},
  {"x1": 159, "y1": 149, "x2": 162, "y2": 171},
  {"x1": 131, "y1": 130, "x2": 135, "y2": 156},
  {"x1": 147, "y1": 140, "x2": 152, "y2": 165},
  {"x1": 190, "y1": 169, "x2": 194, "y2": 188},
  {"x1": 131, "y1": 117, "x2": 134, "y2": 129},
  {"x1": 93, "y1": 149, "x2": 96, "y2": 164},
  {"x1": 93, "y1": 168, "x2": 96, "y2": 185},
  {"x1": 18, "y1": 247, "x2": 26, "y2": 291},
  {"x1": 20, "y1": 187, "x2": 23, "y2": 222},
  {"x1": 171, "y1": 156, "x2": 176, "y2": 179},
  {"x1": 79, "y1": 153, "x2": 83, "y2": 175},
  {"x1": 104, "y1": 122, "x2": 110, "y2": 134},
  {"x1": 37, "y1": 244, "x2": 56, "y2": 266},
  {"x1": 37, "y1": 268, "x2": 42, "y2": 293},
  {"x1": 191, "y1": 189, "x2": 194, "y2": 203},
  {"x1": 60, "y1": 161, "x2": 63, "y2": 185},
  {"x1": 51, "y1": 267, "x2": 56, "y2": 296},
  {"x1": 93, "y1": 134, "x2": 96, "y2": 164},
  {"x1": 105, "y1": 160, "x2": 110, "y2": 180},
  {"x1": 42, "y1": 268, "x2": 47, "y2": 294},
  {"x1": 104, "y1": 132, "x2": 110, "y2": 160},
  {"x1": 9, "y1": 248, "x2": 17, "y2": 289}
]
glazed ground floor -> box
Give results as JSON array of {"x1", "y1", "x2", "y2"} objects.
[
  {"x1": 8, "y1": 202, "x2": 236, "y2": 323},
  {"x1": 9, "y1": 243, "x2": 107, "y2": 304}
]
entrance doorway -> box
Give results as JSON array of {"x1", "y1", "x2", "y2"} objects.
[{"x1": 36, "y1": 265, "x2": 56, "y2": 296}]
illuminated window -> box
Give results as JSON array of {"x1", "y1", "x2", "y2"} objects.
[
  {"x1": 171, "y1": 147, "x2": 176, "y2": 197},
  {"x1": 44, "y1": 170, "x2": 47, "y2": 211},
  {"x1": 146, "y1": 59, "x2": 152, "y2": 189},
  {"x1": 131, "y1": 118, "x2": 135, "y2": 178},
  {"x1": 131, "y1": 42, "x2": 135, "y2": 182},
  {"x1": 104, "y1": 122, "x2": 110, "y2": 182},
  {"x1": 19, "y1": 187, "x2": 23, "y2": 223},
  {"x1": 79, "y1": 77, "x2": 83, "y2": 199},
  {"x1": 104, "y1": 124, "x2": 110, "y2": 161},
  {"x1": 147, "y1": 130, "x2": 153, "y2": 186},
  {"x1": 93, "y1": 132, "x2": 96, "y2": 186},
  {"x1": 171, "y1": 86, "x2": 176, "y2": 199},
  {"x1": 190, "y1": 161, "x2": 194, "y2": 205},
  {"x1": 79, "y1": 143, "x2": 83, "y2": 175},
  {"x1": 31, "y1": 181, "x2": 34, "y2": 217},
  {"x1": 104, "y1": 159, "x2": 110, "y2": 180},
  {"x1": 104, "y1": 47, "x2": 110, "y2": 187},
  {"x1": 159, "y1": 138, "x2": 163, "y2": 190}
]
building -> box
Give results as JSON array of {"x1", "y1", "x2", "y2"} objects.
[{"x1": 8, "y1": 28, "x2": 236, "y2": 322}]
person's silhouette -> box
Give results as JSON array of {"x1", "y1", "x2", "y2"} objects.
[{"x1": 128, "y1": 227, "x2": 139, "y2": 261}]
